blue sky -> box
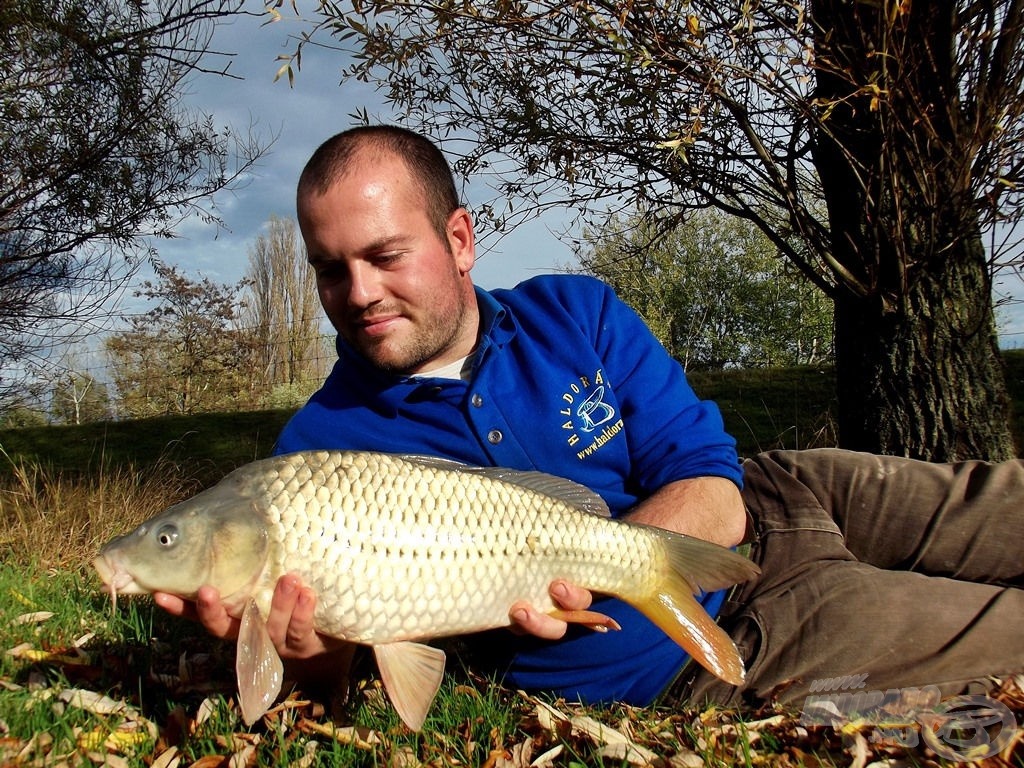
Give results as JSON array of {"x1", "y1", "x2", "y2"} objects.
[{"x1": 153, "y1": 9, "x2": 577, "y2": 295}]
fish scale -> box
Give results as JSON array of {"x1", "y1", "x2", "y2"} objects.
[
  {"x1": 94, "y1": 449, "x2": 760, "y2": 730},
  {"x1": 251, "y1": 451, "x2": 651, "y2": 644}
]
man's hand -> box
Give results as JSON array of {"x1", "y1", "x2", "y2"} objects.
[
  {"x1": 153, "y1": 573, "x2": 345, "y2": 661},
  {"x1": 508, "y1": 579, "x2": 595, "y2": 639}
]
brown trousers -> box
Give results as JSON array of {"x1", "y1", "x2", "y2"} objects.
[{"x1": 684, "y1": 448, "x2": 1024, "y2": 706}]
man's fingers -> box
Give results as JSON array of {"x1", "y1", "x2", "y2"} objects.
[
  {"x1": 266, "y1": 573, "x2": 338, "y2": 659},
  {"x1": 549, "y1": 580, "x2": 593, "y2": 611},
  {"x1": 509, "y1": 602, "x2": 568, "y2": 640},
  {"x1": 195, "y1": 585, "x2": 239, "y2": 639},
  {"x1": 265, "y1": 573, "x2": 303, "y2": 644},
  {"x1": 153, "y1": 592, "x2": 196, "y2": 621},
  {"x1": 508, "y1": 580, "x2": 598, "y2": 640}
]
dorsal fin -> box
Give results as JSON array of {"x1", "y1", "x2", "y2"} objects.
[{"x1": 401, "y1": 454, "x2": 610, "y2": 518}]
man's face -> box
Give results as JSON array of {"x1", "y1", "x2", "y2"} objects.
[{"x1": 298, "y1": 151, "x2": 479, "y2": 375}]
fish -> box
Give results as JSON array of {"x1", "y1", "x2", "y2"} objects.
[{"x1": 94, "y1": 450, "x2": 760, "y2": 730}]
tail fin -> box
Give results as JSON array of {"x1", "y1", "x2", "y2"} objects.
[{"x1": 629, "y1": 532, "x2": 759, "y2": 686}]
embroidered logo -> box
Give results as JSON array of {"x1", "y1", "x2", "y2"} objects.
[
  {"x1": 577, "y1": 385, "x2": 615, "y2": 432},
  {"x1": 560, "y1": 369, "x2": 624, "y2": 459}
]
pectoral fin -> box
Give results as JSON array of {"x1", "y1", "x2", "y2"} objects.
[
  {"x1": 373, "y1": 641, "x2": 446, "y2": 732},
  {"x1": 235, "y1": 598, "x2": 284, "y2": 725}
]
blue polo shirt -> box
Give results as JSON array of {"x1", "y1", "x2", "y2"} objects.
[{"x1": 274, "y1": 274, "x2": 742, "y2": 705}]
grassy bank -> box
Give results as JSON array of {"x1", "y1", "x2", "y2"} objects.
[
  {"x1": 1, "y1": 360, "x2": 1021, "y2": 766},
  {"x1": 3, "y1": 353, "x2": 1022, "y2": 483}
]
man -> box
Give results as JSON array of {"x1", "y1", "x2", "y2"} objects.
[{"x1": 157, "y1": 125, "x2": 1024, "y2": 712}]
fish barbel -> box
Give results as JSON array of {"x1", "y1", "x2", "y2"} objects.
[{"x1": 94, "y1": 450, "x2": 759, "y2": 730}]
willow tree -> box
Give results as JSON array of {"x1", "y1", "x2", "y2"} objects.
[{"x1": 280, "y1": 0, "x2": 1024, "y2": 459}]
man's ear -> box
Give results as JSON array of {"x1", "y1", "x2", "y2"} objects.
[{"x1": 446, "y1": 208, "x2": 476, "y2": 273}]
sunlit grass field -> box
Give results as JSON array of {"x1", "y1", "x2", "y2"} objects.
[{"x1": 1, "y1": 359, "x2": 1021, "y2": 766}]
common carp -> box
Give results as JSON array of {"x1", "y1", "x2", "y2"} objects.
[{"x1": 94, "y1": 450, "x2": 759, "y2": 730}]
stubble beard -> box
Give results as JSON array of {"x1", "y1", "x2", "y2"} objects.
[{"x1": 350, "y1": 293, "x2": 473, "y2": 375}]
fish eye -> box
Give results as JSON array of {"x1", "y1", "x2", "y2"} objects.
[{"x1": 156, "y1": 524, "x2": 179, "y2": 548}]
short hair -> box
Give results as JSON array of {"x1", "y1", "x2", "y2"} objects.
[{"x1": 297, "y1": 125, "x2": 461, "y2": 243}]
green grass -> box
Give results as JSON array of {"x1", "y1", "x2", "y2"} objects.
[
  {"x1": 1, "y1": 361, "x2": 1022, "y2": 766},
  {"x1": 689, "y1": 365, "x2": 839, "y2": 456},
  {"x1": 0, "y1": 408, "x2": 294, "y2": 487}
]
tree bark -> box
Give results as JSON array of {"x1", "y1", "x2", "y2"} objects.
[
  {"x1": 833, "y1": 235, "x2": 1015, "y2": 461},
  {"x1": 812, "y1": 0, "x2": 1016, "y2": 460}
]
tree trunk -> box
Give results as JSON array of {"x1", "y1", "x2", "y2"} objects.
[
  {"x1": 811, "y1": 0, "x2": 1016, "y2": 461},
  {"x1": 833, "y1": 232, "x2": 1015, "y2": 461}
]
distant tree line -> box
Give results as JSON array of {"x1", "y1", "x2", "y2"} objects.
[
  {"x1": 0, "y1": 210, "x2": 838, "y2": 427},
  {"x1": 19, "y1": 217, "x2": 330, "y2": 426},
  {"x1": 579, "y1": 210, "x2": 833, "y2": 371}
]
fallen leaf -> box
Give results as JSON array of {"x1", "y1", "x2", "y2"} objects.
[
  {"x1": 151, "y1": 746, "x2": 182, "y2": 768},
  {"x1": 289, "y1": 740, "x2": 318, "y2": 768},
  {"x1": 13, "y1": 611, "x2": 54, "y2": 625},
  {"x1": 529, "y1": 744, "x2": 563, "y2": 766},
  {"x1": 496, "y1": 738, "x2": 533, "y2": 768},
  {"x1": 7, "y1": 645, "x2": 92, "y2": 666},
  {"x1": 597, "y1": 741, "x2": 659, "y2": 765},
  {"x1": 189, "y1": 755, "x2": 229, "y2": 768},
  {"x1": 193, "y1": 697, "x2": 220, "y2": 729},
  {"x1": 59, "y1": 688, "x2": 130, "y2": 715},
  {"x1": 296, "y1": 719, "x2": 382, "y2": 750},
  {"x1": 388, "y1": 744, "x2": 419, "y2": 768},
  {"x1": 847, "y1": 731, "x2": 870, "y2": 768},
  {"x1": 227, "y1": 743, "x2": 256, "y2": 768},
  {"x1": 666, "y1": 747, "x2": 705, "y2": 768},
  {"x1": 86, "y1": 750, "x2": 130, "y2": 768}
]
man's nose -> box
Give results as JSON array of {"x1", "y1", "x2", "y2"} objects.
[{"x1": 347, "y1": 261, "x2": 383, "y2": 308}]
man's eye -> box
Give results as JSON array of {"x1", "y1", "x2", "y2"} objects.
[
  {"x1": 315, "y1": 265, "x2": 344, "y2": 281},
  {"x1": 372, "y1": 252, "x2": 402, "y2": 267}
]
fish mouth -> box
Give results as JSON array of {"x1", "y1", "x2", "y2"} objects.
[{"x1": 93, "y1": 554, "x2": 148, "y2": 610}]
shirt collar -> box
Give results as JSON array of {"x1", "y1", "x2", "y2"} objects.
[
  {"x1": 329, "y1": 285, "x2": 518, "y2": 409},
  {"x1": 475, "y1": 285, "x2": 517, "y2": 351}
]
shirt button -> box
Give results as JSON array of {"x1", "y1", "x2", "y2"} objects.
[
  {"x1": 487, "y1": 429, "x2": 503, "y2": 444},
  {"x1": 471, "y1": 393, "x2": 484, "y2": 408}
]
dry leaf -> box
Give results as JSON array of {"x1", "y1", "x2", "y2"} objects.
[
  {"x1": 74, "y1": 632, "x2": 95, "y2": 647},
  {"x1": 296, "y1": 719, "x2": 382, "y2": 750},
  {"x1": 570, "y1": 714, "x2": 629, "y2": 743},
  {"x1": 189, "y1": 755, "x2": 229, "y2": 768},
  {"x1": 77, "y1": 727, "x2": 150, "y2": 753},
  {"x1": 59, "y1": 688, "x2": 130, "y2": 715},
  {"x1": 194, "y1": 697, "x2": 220, "y2": 728},
  {"x1": 496, "y1": 738, "x2": 533, "y2": 768},
  {"x1": 289, "y1": 740, "x2": 318, "y2": 768},
  {"x1": 388, "y1": 744, "x2": 419, "y2": 768},
  {"x1": 597, "y1": 741, "x2": 659, "y2": 765},
  {"x1": 227, "y1": 744, "x2": 256, "y2": 768},
  {"x1": 529, "y1": 744, "x2": 563, "y2": 767},
  {"x1": 151, "y1": 746, "x2": 182, "y2": 768},
  {"x1": 13, "y1": 611, "x2": 54, "y2": 625},
  {"x1": 8, "y1": 645, "x2": 92, "y2": 666},
  {"x1": 666, "y1": 747, "x2": 705, "y2": 768},
  {"x1": 86, "y1": 750, "x2": 130, "y2": 768},
  {"x1": 847, "y1": 731, "x2": 870, "y2": 768}
]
